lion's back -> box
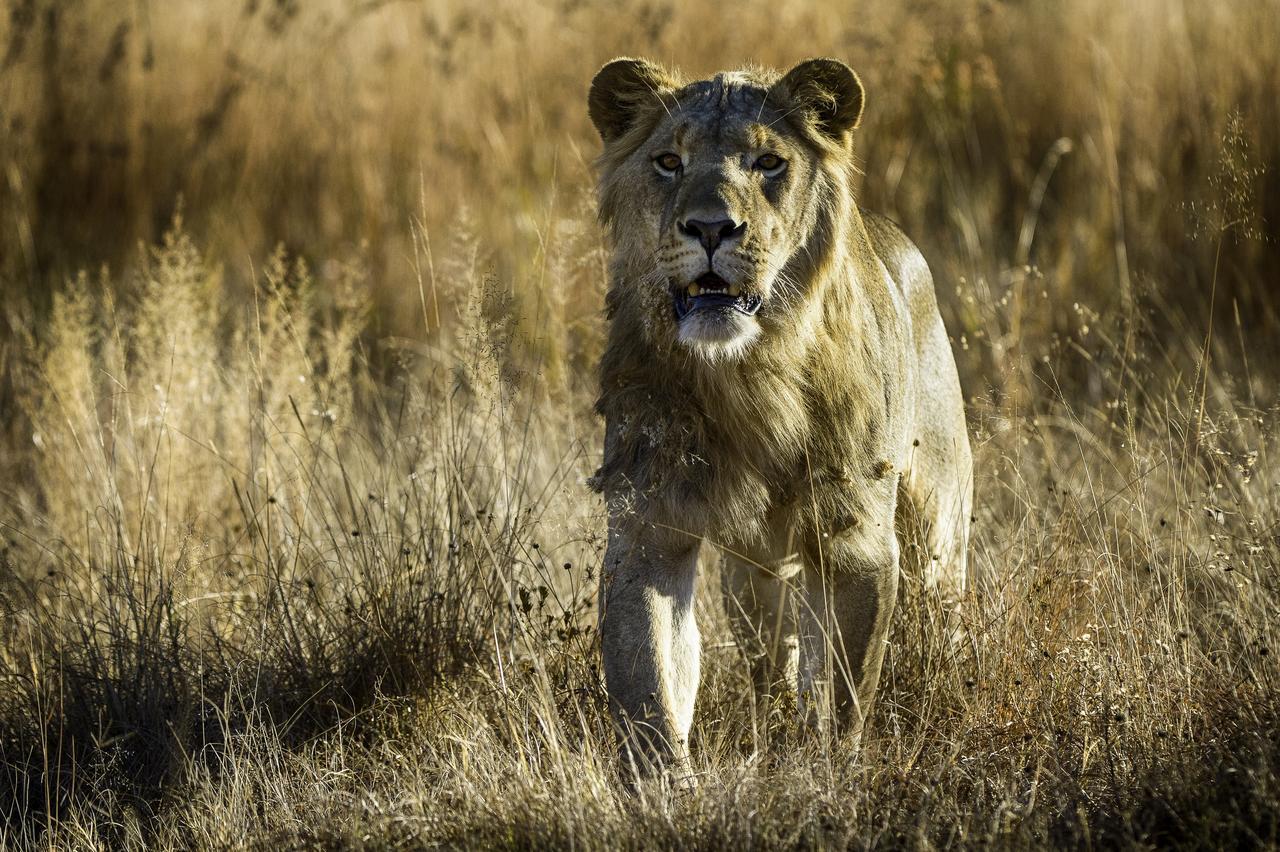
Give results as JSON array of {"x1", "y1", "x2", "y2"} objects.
[
  {"x1": 860, "y1": 208, "x2": 970, "y2": 475},
  {"x1": 860, "y1": 210, "x2": 942, "y2": 349}
]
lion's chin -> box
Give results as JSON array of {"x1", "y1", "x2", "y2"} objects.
[{"x1": 676, "y1": 311, "x2": 761, "y2": 362}]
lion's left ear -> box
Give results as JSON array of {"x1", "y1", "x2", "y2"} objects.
[{"x1": 772, "y1": 58, "x2": 865, "y2": 143}]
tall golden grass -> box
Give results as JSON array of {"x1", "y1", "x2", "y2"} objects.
[{"x1": 0, "y1": 0, "x2": 1278, "y2": 848}]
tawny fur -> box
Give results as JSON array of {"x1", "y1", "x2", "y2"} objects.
[{"x1": 588, "y1": 57, "x2": 973, "y2": 784}]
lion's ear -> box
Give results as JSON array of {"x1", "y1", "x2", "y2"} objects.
[
  {"x1": 772, "y1": 58, "x2": 865, "y2": 143},
  {"x1": 589, "y1": 57, "x2": 679, "y2": 143}
]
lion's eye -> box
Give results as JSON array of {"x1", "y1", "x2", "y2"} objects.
[
  {"x1": 754, "y1": 153, "x2": 786, "y2": 175},
  {"x1": 653, "y1": 153, "x2": 683, "y2": 175}
]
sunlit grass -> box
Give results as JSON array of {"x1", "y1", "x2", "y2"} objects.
[{"x1": 0, "y1": 0, "x2": 1278, "y2": 848}]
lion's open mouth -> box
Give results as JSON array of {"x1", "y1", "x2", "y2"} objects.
[{"x1": 672, "y1": 273, "x2": 763, "y2": 321}]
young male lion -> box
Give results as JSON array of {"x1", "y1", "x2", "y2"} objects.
[{"x1": 587, "y1": 57, "x2": 973, "y2": 783}]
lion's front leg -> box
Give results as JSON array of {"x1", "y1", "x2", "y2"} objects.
[
  {"x1": 797, "y1": 516, "x2": 900, "y2": 745},
  {"x1": 599, "y1": 524, "x2": 701, "y2": 785}
]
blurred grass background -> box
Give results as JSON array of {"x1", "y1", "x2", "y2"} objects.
[
  {"x1": 2, "y1": 0, "x2": 1277, "y2": 348},
  {"x1": 1, "y1": 0, "x2": 1279, "y2": 848}
]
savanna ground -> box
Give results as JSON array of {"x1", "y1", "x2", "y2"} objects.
[{"x1": 1, "y1": 1, "x2": 1279, "y2": 848}]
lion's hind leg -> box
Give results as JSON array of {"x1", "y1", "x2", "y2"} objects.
[
  {"x1": 900, "y1": 431, "x2": 973, "y2": 608},
  {"x1": 719, "y1": 551, "x2": 801, "y2": 719}
]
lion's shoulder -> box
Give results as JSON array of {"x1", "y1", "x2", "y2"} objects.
[{"x1": 859, "y1": 210, "x2": 930, "y2": 289}]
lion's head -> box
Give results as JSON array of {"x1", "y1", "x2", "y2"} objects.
[{"x1": 589, "y1": 57, "x2": 864, "y2": 362}]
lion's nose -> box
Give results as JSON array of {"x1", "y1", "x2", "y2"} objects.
[{"x1": 679, "y1": 218, "x2": 746, "y2": 256}]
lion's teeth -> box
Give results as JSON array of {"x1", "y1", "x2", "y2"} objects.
[
  {"x1": 688, "y1": 284, "x2": 700, "y2": 297},
  {"x1": 728, "y1": 285, "x2": 740, "y2": 297}
]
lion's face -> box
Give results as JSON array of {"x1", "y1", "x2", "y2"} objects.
[
  {"x1": 640, "y1": 94, "x2": 820, "y2": 358},
  {"x1": 590, "y1": 59, "x2": 864, "y2": 362}
]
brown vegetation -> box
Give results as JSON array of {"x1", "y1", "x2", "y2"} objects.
[{"x1": 0, "y1": 0, "x2": 1278, "y2": 848}]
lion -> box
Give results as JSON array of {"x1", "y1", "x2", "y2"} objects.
[{"x1": 587, "y1": 57, "x2": 973, "y2": 784}]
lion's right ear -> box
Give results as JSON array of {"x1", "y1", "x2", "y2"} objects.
[{"x1": 588, "y1": 58, "x2": 679, "y2": 143}]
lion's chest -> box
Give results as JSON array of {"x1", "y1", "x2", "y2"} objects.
[{"x1": 597, "y1": 374, "x2": 890, "y2": 546}]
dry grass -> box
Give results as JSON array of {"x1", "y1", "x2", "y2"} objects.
[{"x1": 1, "y1": 0, "x2": 1278, "y2": 848}]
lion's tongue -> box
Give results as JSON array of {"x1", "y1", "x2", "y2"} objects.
[{"x1": 693, "y1": 292, "x2": 737, "y2": 308}]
